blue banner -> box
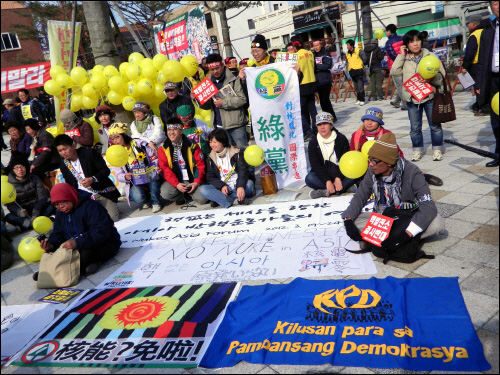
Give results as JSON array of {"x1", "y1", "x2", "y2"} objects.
[{"x1": 201, "y1": 277, "x2": 490, "y2": 371}]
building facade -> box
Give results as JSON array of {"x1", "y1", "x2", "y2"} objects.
[{"x1": 252, "y1": 6, "x2": 295, "y2": 51}]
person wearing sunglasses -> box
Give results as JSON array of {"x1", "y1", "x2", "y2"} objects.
[
  {"x1": 159, "y1": 81, "x2": 195, "y2": 132},
  {"x1": 342, "y1": 133, "x2": 444, "y2": 255}
]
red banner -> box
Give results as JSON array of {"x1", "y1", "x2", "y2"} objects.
[
  {"x1": 361, "y1": 212, "x2": 394, "y2": 247},
  {"x1": 192, "y1": 77, "x2": 218, "y2": 105},
  {"x1": 403, "y1": 73, "x2": 434, "y2": 102},
  {"x1": 1, "y1": 62, "x2": 51, "y2": 94},
  {"x1": 164, "y1": 19, "x2": 188, "y2": 54}
]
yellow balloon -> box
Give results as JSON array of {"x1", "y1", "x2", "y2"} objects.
[
  {"x1": 1, "y1": 182, "x2": 16, "y2": 204},
  {"x1": 153, "y1": 54, "x2": 168, "y2": 70},
  {"x1": 55, "y1": 73, "x2": 72, "y2": 89},
  {"x1": 203, "y1": 115, "x2": 212, "y2": 126},
  {"x1": 90, "y1": 72, "x2": 106, "y2": 90},
  {"x1": 141, "y1": 64, "x2": 157, "y2": 80},
  {"x1": 162, "y1": 60, "x2": 185, "y2": 83},
  {"x1": 247, "y1": 59, "x2": 256, "y2": 67},
  {"x1": 108, "y1": 90, "x2": 123, "y2": 105},
  {"x1": 129, "y1": 52, "x2": 145, "y2": 64},
  {"x1": 33, "y1": 216, "x2": 53, "y2": 234},
  {"x1": 108, "y1": 75, "x2": 124, "y2": 92},
  {"x1": 374, "y1": 29, "x2": 384, "y2": 40},
  {"x1": 361, "y1": 140, "x2": 376, "y2": 158},
  {"x1": 244, "y1": 145, "x2": 265, "y2": 166},
  {"x1": 83, "y1": 114, "x2": 99, "y2": 130},
  {"x1": 71, "y1": 67, "x2": 88, "y2": 86},
  {"x1": 154, "y1": 83, "x2": 164, "y2": 98},
  {"x1": 127, "y1": 82, "x2": 140, "y2": 97},
  {"x1": 92, "y1": 65, "x2": 104, "y2": 73},
  {"x1": 82, "y1": 83, "x2": 97, "y2": 97},
  {"x1": 339, "y1": 151, "x2": 368, "y2": 179},
  {"x1": 82, "y1": 95, "x2": 99, "y2": 109},
  {"x1": 122, "y1": 96, "x2": 136, "y2": 111},
  {"x1": 180, "y1": 55, "x2": 199, "y2": 77},
  {"x1": 50, "y1": 65, "x2": 66, "y2": 79},
  {"x1": 103, "y1": 65, "x2": 119, "y2": 79},
  {"x1": 44, "y1": 79, "x2": 63, "y2": 96},
  {"x1": 71, "y1": 92, "x2": 83, "y2": 107},
  {"x1": 106, "y1": 145, "x2": 129, "y2": 167},
  {"x1": 70, "y1": 100, "x2": 81, "y2": 112},
  {"x1": 492, "y1": 92, "x2": 499, "y2": 116},
  {"x1": 137, "y1": 78, "x2": 154, "y2": 95},
  {"x1": 126, "y1": 64, "x2": 142, "y2": 81},
  {"x1": 119, "y1": 62, "x2": 130, "y2": 76},
  {"x1": 157, "y1": 71, "x2": 167, "y2": 84},
  {"x1": 139, "y1": 58, "x2": 153, "y2": 69},
  {"x1": 418, "y1": 55, "x2": 441, "y2": 80},
  {"x1": 18, "y1": 237, "x2": 44, "y2": 262}
]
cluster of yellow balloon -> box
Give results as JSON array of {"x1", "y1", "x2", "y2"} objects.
[
  {"x1": 418, "y1": 55, "x2": 441, "y2": 80},
  {"x1": 194, "y1": 106, "x2": 212, "y2": 128},
  {"x1": 45, "y1": 52, "x2": 201, "y2": 117},
  {"x1": 339, "y1": 151, "x2": 368, "y2": 179}
]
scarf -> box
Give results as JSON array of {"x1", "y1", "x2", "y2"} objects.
[
  {"x1": 317, "y1": 131, "x2": 338, "y2": 164},
  {"x1": 135, "y1": 115, "x2": 151, "y2": 134},
  {"x1": 216, "y1": 147, "x2": 228, "y2": 158},
  {"x1": 256, "y1": 55, "x2": 271, "y2": 67},
  {"x1": 408, "y1": 52, "x2": 423, "y2": 64},
  {"x1": 372, "y1": 158, "x2": 405, "y2": 212},
  {"x1": 352, "y1": 125, "x2": 383, "y2": 151},
  {"x1": 10, "y1": 134, "x2": 22, "y2": 152},
  {"x1": 172, "y1": 139, "x2": 182, "y2": 163}
]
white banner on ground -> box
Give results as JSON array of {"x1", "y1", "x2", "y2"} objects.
[
  {"x1": 115, "y1": 197, "x2": 373, "y2": 248},
  {"x1": 245, "y1": 62, "x2": 308, "y2": 189}
]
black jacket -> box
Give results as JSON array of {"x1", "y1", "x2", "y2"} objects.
[
  {"x1": 308, "y1": 129, "x2": 350, "y2": 184},
  {"x1": 32, "y1": 128, "x2": 61, "y2": 168},
  {"x1": 313, "y1": 48, "x2": 333, "y2": 86},
  {"x1": 476, "y1": 17, "x2": 498, "y2": 108},
  {"x1": 364, "y1": 42, "x2": 386, "y2": 69},
  {"x1": 59, "y1": 148, "x2": 120, "y2": 202},
  {"x1": 159, "y1": 95, "x2": 195, "y2": 130},
  {"x1": 205, "y1": 147, "x2": 249, "y2": 190},
  {"x1": 6, "y1": 171, "x2": 49, "y2": 217},
  {"x1": 7, "y1": 106, "x2": 24, "y2": 126},
  {"x1": 462, "y1": 24, "x2": 484, "y2": 72}
]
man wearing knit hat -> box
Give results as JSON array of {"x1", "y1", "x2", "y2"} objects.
[
  {"x1": 60, "y1": 109, "x2": 94, "y2": 149},
  {"x1": 342, "y1": 133, "x2": 445, "y2": 258}
]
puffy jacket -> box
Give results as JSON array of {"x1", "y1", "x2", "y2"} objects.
[
  {"x1": 6, "y1": 172, "x2": 49, "y2": 217},
  {"x1": 130, "y1": 115, "x2": 166, "y2": 147},
  {"x1": 205, "y1": 146, "x2": 249, "y2": 191},
  {"x1": 198, "y1": 68, "x2": 248, "y2": 130},
  {"x1": 31, "y1": 128, "x2": 61, "y2": 168},
  {"x1": 66, "y1": 118, "x2": 94, "y2": 148},
  {"x1": 364, "y1": 42, "x2": 385, "y2": 69},
  {"x1": 160, "y1": 95, "x2": 195, "y2": 130},
  {"x1": 308, "y1": 129, "x2": 350, "y2": 184},
  {"x1": 48, "y1": 190, "x2": 121, "y2": 252},
  {"x1": 385, "y1": 33, "x2": 404, "y2": 71},
  {"x1": 390, "y1": 48, "x2": 445, "y2": 105},
  {"x1": 313, "y1": 48, "x2": 333, "y2": 86}
]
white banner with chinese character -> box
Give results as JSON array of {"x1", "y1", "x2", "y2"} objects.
[{"x1": 245, "y1": 62, "x2": 308, "y2": 189}]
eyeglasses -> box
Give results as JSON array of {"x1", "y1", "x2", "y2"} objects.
[
  {"x1": 13, "y1": 165, "x2": 26, "y2": 170},
  {"x1": 368, "y1": 158, "x2": 382, "y2": 165},
  {"x1": 54, "y1": 201, "x2": 71, "y2": 208}
]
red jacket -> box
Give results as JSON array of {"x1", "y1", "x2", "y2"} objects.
[{"x1": 350, "y1": 126, "x2": 404, "y2": 158}]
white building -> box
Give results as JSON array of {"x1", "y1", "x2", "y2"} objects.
[
  {"x1": 252, "y1": 6, "x2": 294, "y2": 51},
  {"x1": 213, "y1": 1, "x2": 288, "y2": 60}
]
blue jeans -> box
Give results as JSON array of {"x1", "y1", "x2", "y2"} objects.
[
  {"x1": 407, "y1": 100, "x2": 443, "y2": 151},
  {"x1": 199, "y1": 180, "x2": 254, "y2": 208},
  {"x1": 225, "y1": 126, "x2": 248, "y2": 149},
  {"x1": 129, "y1": 179, "x2": 161, "y2": 206},
  {"x1": 305, "y1": 171, "x2": 357, "y2": 194},
  {"x1": 4, "y1": 203, "x2": 54, "y2": 229}
]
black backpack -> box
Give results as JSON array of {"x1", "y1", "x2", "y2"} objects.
[{"x1": 371, "y1": 207, "x2": 435, "y2": 264}]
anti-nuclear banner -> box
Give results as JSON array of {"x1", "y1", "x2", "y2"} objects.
[
  {"x1": 12, "y1": 283, "x2": 238, "y2": 368},
  {"x1": 200, "y1": 277, "x2": 490, "y2": 372},
  {"x1": 246, "y1": 62, "x2": 308, "y2": 189},
  {"x1": 153, "y1": 4, "x2": 212, "y2": 62}
]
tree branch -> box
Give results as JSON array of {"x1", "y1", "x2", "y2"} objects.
[{"x1": 227, "y1": 2, "x2": 251, "y2": 20}]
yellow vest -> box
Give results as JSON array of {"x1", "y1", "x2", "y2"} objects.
[
  {"x1": 470, "y1": 29, "x2": 483, "y2": 65},
  {"x1": 297, "y1": 49, "x2": 316, "y2": 85},
  {"x1": 346, "y1": 48, "x2": 364, "y2": 70}
]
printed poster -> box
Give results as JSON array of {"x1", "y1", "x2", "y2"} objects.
[
  {"x1": 12, "y1": 283, "x2": 239, "y2": 368},
  {"x1": 245, "y1": 62, "x2": 308, "y2": 189},
  {"x1": 1, "y1": 62, "x2": 51, "y2": 94},
  {"x1": 200, "y1": 277, "x2": 490, "y2": 372}
]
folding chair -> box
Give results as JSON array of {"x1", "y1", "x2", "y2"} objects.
[{"x1": 343, "y1": 73, "x2": 357, "y2": 102}]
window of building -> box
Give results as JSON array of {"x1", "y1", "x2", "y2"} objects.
[
  {"x1": 1, "y1": 33, "x2": 21, "y2": 51},
  {"x1": 248, "y1": 19, "x2": 255, "y2": 29},
  {"x1": 282, "y1": 34, "x2": 290, "y2": 45},
  {"x1": 205, "y1": 13, "x2": 213, "y2": 29},
  {"x1": 274, "y1": 4, "x2": 279, "y2": 11}
]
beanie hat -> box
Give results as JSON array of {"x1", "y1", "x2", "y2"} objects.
[
  {"x1": 51, "y1": 183, "x2": 78, "y2": 207},
  {"x1": 368, "y1": 133, "x2": 399, "y2": 165},
  {"x1": 251, "y1": 34, "x2": 268, "y2": 50},
  {"x1": 176, "y1": 105, "x2": 193, "y2": 117},
  {"x1": 95, "y1": 105, "x2": 116, "y2": 124},
  {"x1": 60, "y1": 109, "x2": 77, "y2": 124},
  {"x1": 132, "y1": 101, "x2": 150, "y2": 113},
  {"x1": 315, "y1": 112, "x2": 334, "y2": 127},
  {"x1": 108, "y1": 122, "x2": 129, "y2": 136},
  {"x1": 361, "y1": 107, "x2": 384, "y2": 126}
]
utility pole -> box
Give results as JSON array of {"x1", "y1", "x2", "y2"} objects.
[
  {"x1": 321, "y1": 1, "x2": 341, "y2": 56},
  {"x1": 361, "y1": 1, "x2": 373, "y2": 47},
  {"x1": 354, "y1": 1, "x2": 361, "y2": 49}
]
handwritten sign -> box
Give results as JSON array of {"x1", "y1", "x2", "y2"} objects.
[
  {"x1": 403, "y1": 73, "x2": 434, "y2": 102},
  {"x1": 361, "y1": 212, "x2": 394, "y2": 246},
  {"x1": 276, "y1": 53, "x2": 298, "y2": 63},
  {"x1": 192, "y1": 77, "x2": 218, "y2": 104}
]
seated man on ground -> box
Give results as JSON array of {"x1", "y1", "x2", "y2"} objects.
[
  {"x1": 200, "y1": 128, "x2": 254, "y2": 208},
  {"x1": 342, "y1": 133, "x2": 445, "y2": 256},
  {"x1": 158, "y1": 118, "x2": 208, "y2": 205},
  {"x1": 60, "y1": 109, "x2": 94, "y2": 149},
  {"x1": 37, "y1": 183, "x2": 121, "y2": 279},
  {"x1": 307, "y1": 112, "x2": 356, "y2": 198}
]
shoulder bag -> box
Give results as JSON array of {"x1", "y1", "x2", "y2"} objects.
[
  {"x1": 432, "y1": 72, "x2": 456, "y2": 123},
  {"x1": 37, "y1": 247, "x2": 80, "y2": 289}
]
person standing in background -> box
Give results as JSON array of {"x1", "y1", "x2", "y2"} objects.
[
  {"x1": 312, "y1": 39, "x2": 337, "y2": 122},
  {"x1": 385, "y1": 24, "x2": 406, "y2": 110}
]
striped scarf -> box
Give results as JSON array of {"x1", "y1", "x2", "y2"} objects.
[
  {"x1": 172, "y1": 140, "x2": 182, "y2": 163},
  {"x1": 372, "y1": 158, "x2": 405, "y2": 212}
]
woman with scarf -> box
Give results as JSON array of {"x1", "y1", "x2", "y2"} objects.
[
  {"x1": 6, "y1": 122, "x2": 32, "y2": 164},
  {"x1": 199, "y1": 128, "x2": 254, "y2": 208},
  {"x1": 129, "y1": 101, "x2": 166, "y2": 156},
  {"x1": 94, "y1": 105, "x2": 116, "y2": 154},
  {"x1": 108, "y1": 123, "x2": 162, "y2": 213},
  {"x1": 59, "y1": 109, "x2": 94, "y2": 149},
  {"x1": 306, "y1": 112, "x2": 355, "y2": 199}
]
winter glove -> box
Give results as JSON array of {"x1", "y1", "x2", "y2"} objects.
[
  {"x1": 381, "y1": 231, "x2": 411, "y2": 252},
  {"x1": 344, "y1": 219, "x2": 363, "y2": 241}
]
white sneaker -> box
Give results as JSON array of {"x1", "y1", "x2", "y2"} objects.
[
  {"x1": 432, "y1": 150, "x2": 443, "y2": 161},
  {"x1": 358, "y1": 101, "x2": 365, "y2": 106},
  {"x1": 411, "y1": 151, "x2": 423, "y2": 161},
  {"x1": 142, "y1": 203, "x2": 150, "y2": 210},
  {"x1": 354, "y1": 100, "x2": 360, "y2": 105},
  {"x1": 152, "y1": 204, "x2": 162, "y2": 213}
]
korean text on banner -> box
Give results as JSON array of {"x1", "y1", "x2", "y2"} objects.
[
  {"x1": 192, "y1": 77, "x2": 218, "y2": 104},
  {"x1": 361, "y1": 212, "x2": 394, "y2": 247},
  {"x1": 47, "y1": 20, "x2": 82, "y2": 135},
  {"x1": 1, "y1": 62, "x2": 51, "y2": 94},
  {"x1": 403, "y1": 73, "x2": 434, "y2": 102},
  {"x1": 246, "y1": 62, "x2": 308, "y2": 189}
]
